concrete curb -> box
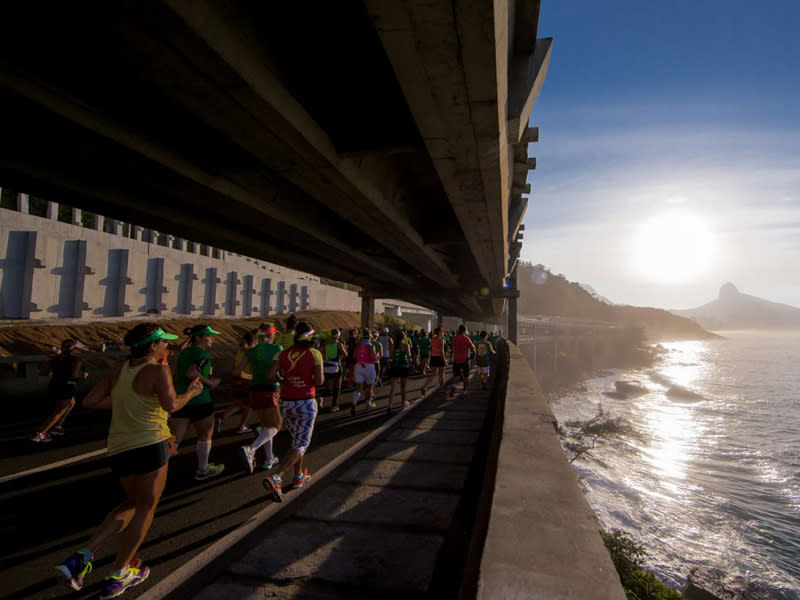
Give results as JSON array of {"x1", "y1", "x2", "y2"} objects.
[{"x1": 139, "y1": 377, "x2": 453, "y2": 600}]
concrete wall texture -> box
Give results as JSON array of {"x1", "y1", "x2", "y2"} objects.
[{"x1": 0, "y1": 197, "x2": 423, "y2": 322}]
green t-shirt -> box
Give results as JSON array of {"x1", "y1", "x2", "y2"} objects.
[
  {"x1": 371, "y1": 341, "x2": 382, "y2": 357},
  {"x1": 246, "y1": 343, "x2": 283, "y2": 389},
  {"x1": 175, "y1": 346, "x2": 212, "y2": 405},
  {"x1": 392, "y1": 347, "x2": 409, "y2": 368},
  {"x1": 417, "y1": 337, "x2": 431, "y2": 355}
]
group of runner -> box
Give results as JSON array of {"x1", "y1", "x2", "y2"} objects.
[
  {"x1": 52, "y1": 318, "x2": 324, "y2": 598},
  {"x1": 49, "y1": 317, "x2": 498, "y2": 598}
]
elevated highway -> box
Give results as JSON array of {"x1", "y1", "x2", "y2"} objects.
[{"x1": 0, "y1": 0, "x2": 550, "y2": 326}]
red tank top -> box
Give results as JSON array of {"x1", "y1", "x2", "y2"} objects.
[
  {"x1": 355, "y1": 342, "x2": 373, "y2": 365},
  {"x1": 278, "y1": 347, "x2": 322, "y2": 399},
  {"x1": 431, "y1": 335, "x2": 445, "y2": 357}
]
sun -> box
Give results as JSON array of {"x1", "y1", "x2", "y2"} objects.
[{"x1": 631, "y1": 212, "x2": 715, "y2": 284}]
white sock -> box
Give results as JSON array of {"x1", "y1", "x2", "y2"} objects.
[
  {"x1": 249, "y1": 427, "x2": 277, "y2": 452},
  {"x1": 196, "y1": 440, "x2": 211, "y2": 472},
  {"x1": 353, "y1": 391, "x2": 361, "y2": 405},
  {"x1": 263, "y1": 438, "x2": 274, "y2": 463}
]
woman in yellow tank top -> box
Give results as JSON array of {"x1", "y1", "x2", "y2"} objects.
[{"x1": 54, "y1": 324, "x2": 203, "y2": 598}]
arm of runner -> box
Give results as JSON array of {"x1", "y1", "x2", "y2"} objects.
[
  {"x1": 266, "y1": 352, "x2": 281, "y2": 382},
  {"x1": 157, "y1": 366, "x2": 203, "y2": 412},
  {"x1": 82, "y1": 364, "x2": 122, "y2": 410},
  {"x1": 187, "y1": 362, "x2": 221, "y2": 388},
  {"x1": 232, "y1": 354, "x2": 248, "y2": 378}
]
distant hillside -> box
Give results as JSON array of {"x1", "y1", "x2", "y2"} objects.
[
  {"x1": 517, "y1": 263, "x2": 718, "y2": 341},
  {"x1": 671, "y1": 282, "x2": 800, "y2": 330}
]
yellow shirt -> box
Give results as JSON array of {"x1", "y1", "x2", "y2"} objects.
[{"x1": 107, "y1": 361, "x2": 171, "y2": 456}]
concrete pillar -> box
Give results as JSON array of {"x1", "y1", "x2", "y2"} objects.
[
  {"x1": 104, "y1": 217, "x2": 120, "y2": 235},
  {"x1": 71, "y1": 208, "x2": 82, "y2": 226},
  {"x1": 436, "y1": 312, "x2": 443, "y2": 331},
  {"x1": 46, "y1": 200, "x2": 58, "y2": 220},
  {"x1": 172, "y1": 236, "x2": 185, "y2": 250},
  {"x1": 16, "y1": 193, "x2": 30, "y2": 214},
  {"x1": 508, "y1": 269, "x2": 518, "y2": 344},
  {"x1": 84, "y1": 212, "x2": 99, "y2": 230},
  {"x1": 131, "y1": 225, "x2": 143, "y2": 241},
  {"x1": 361, "y1": 296, "x2": 375, "y2": 331}
]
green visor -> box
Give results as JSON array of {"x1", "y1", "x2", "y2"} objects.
[
  {"x1": 191, "y1": 326, "x2": 221, "y2": 337},
  {"x1": 131, "y1": 327, "x2": 179, "y2": 347}
]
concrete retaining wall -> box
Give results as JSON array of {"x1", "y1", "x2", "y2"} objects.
[
  {"x1": 0, "y1": 201, "x2": 432, "y2": 323},
  {"x1": 476, "y1": 341, "x2": 626, "y2": 599}
]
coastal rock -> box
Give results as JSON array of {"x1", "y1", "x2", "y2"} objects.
[
  {"x1": 683, "y1": 566, "x2": 781, "y2": 600},
  {"x1": 614, "y1": 380, "x2": 648, "y2": 396},
  {"x1": 666, "y1": 384, "x2": 704, "y2": 401}
]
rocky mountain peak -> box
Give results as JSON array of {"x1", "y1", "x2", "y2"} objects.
[{"x1": 719, "y1": 282, "x2": 740, "y2": 300}]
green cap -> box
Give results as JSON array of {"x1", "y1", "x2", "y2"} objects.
[
  {"x1": 131, "y1": 327, "x2": 179, "y2": 347},
  {"x1": 190, "y1": 325, "x2": 221, "y2": 337}
]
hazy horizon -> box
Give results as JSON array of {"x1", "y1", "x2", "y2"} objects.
[{"x1": 523, "y1": 1, "x2": 800, "y2": 311}]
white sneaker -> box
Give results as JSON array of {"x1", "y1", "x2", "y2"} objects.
[{"x1": 239, "y1": 446, "x2": 255, "y2": 474}]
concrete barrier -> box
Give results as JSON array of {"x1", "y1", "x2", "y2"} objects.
[{"x1": 475, "y1": 340, "x2": 626, "y2": 599}]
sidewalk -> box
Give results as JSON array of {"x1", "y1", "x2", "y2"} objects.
[{"x1": 156, "y1": 383, "x2": 491, "y2": 599}]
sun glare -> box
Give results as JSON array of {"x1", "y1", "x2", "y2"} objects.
[{"x1": 631, "y1": 212, "x2": 715, "y2": 284}]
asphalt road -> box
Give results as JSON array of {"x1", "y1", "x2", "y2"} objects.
[{"x1": 0, "y1": 371, "x2": 442, "y2": 599}]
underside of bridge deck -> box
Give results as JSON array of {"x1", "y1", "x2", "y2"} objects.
[{"x1": 0, "y1": 0, "x2": 550, "y2": 321}]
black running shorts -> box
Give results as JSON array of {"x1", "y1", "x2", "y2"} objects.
[
  {"x1": 109, "y1": 440, "x2": 171, "y2": 477},
  {"x1": 171, "y1": 401, "x2": 214, "y2": 422}
]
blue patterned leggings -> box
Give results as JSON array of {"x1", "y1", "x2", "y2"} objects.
[{"x1": 279, "y1": 398, "x2": 318, "y2": 455}]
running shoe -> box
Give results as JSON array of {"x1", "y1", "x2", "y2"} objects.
[
  {"x1": 367, "y1": 402, "x2": 376, "y2": 409},
  {"x1": 99, "y1": 563, "x2": 150, "y2": 599},
  {"x1": 235, "y1": 425, "x2": 253, "y2": 434},
  {"x1": 329, "y1": 405, "x2": 340, "y2": 413},
  {"x1": 195, "y1": 463, "x2": 225, "y2": 481},
  {"x1": 55, "y1": 551, "x2": 93, "y2": 591},
  {"x1": 402, "y1": 400, "x2": 410, "y2": 410},
  {"x1": 262, "y1": 456, "x2": 280, "y2": 471},
  {"x1": 239, "y1": 446, "x2": 256, "y2": 474},
  {"x1": 49, "y1": 425, "x2": 65, "y2": 436},
  {"x1": 262, "y1": 473, "x2": 284, "y2": 502},
  {"x1": 31, "y1": 431, "x2": 52, "y2": 443},
  {"x1": 288, "y1": 469, "x2": 311, "y2": 490}
]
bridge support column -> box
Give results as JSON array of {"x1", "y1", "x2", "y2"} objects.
[
  {"x1": 508, "y1": 269, "x2": 518, "y2": 344},
  {"x1": 361, "y1": 296, "x2": 374, "y2": 332}
]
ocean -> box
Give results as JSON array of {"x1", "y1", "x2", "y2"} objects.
[{"x1": 548, "y1": 330, "x2": 800, "y2": 598}]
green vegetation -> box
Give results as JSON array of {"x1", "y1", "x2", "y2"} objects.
[{"x1": 601, "y1": 529, "x2": 682, "y2": 600}]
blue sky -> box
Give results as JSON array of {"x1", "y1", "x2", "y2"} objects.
[{"x1": 522, "y1": 1, "x2": 800, "y2": 309}]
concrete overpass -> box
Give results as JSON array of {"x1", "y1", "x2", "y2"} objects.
[{"x1": 0, "y1": 0, "x2": 550, "y2": 328}]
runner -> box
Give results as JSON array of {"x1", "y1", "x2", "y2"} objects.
[
  {"x1": 323, "y1": 328, "x2": 347, "y2": 412},
  {"x1": 410, "y1": 330, "x2": 420, "y2": 374},
  {"x1": 387, "y1": 330, "x2": 412, "y2": 413},
  {"x1": 421, "y1": 327, "x2": 447, "y2": 396},
  {"x1": 171, "y1": 325, "x2": 225, "y2": 481},
  {"x1": 344, "y1": 328, "x2": 359, "y2": 387},
  {"x1": 55, "y1": 324, "x2": 202, "y2": 598},
  {"x1": 31, "y1": 338, "x2": 88, "y2": 442},
  {"x1": 351, "y1": 332, "x2": 378, "y2": 414},
  {"x1": 475, "y1": 330, "x2": 496, "y2": 390},
  {"x1": 371, "y1": 330, "x2": 383, "y2": 385},
  {"x1": 417, "y1": 330, "x2": 431, "y2": 374},
  {"x1": 215, "y1": 332, "x2": 255, "y2": 435},
  {"x1": 450, "y1": 325, "x2": 476, "y2": 398},
  {"x1": 262, "y1": 321, "x2": 322, "y2": 502},
  {"x1": 377, "y1": 327, "x2": 393, "y2": 385},
  {"x1": 275, "y1": 314, "x2": 297, "y2": 350},
  {"x1": 235, "y1": 324, "x2": 283, "y2": 474}
]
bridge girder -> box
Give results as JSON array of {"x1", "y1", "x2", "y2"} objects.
[{"x1": 0, "y1": 0, "x2": 549, "y2": 321}]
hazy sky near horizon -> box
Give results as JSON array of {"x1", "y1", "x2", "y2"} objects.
[{"x1": 523, "y1": 1, "x2": 800, "y2": 310}]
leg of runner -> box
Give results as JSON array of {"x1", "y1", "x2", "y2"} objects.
[
  {"x1": 240, "y1": 407, "x2": 281, "y2": 474},
  {"x1": 400, "y1": 376, "x2": 409, "y2": 409},
  {"x1": 388, "y1": 378, "x2": 396, "y2": 413},
  {"x1": 193, "y1": 415, "x2": 225, "y2": 481},
  {"x1": 35, "y1": 397, "x2": 76, "y2": 440},
  {"x1": 168, "y1": 417, "x2": 190, "y2": 451}
]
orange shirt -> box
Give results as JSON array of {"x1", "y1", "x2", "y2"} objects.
[{"x1": 430, "y1": 335, "x2": 445, "y2": 357}]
